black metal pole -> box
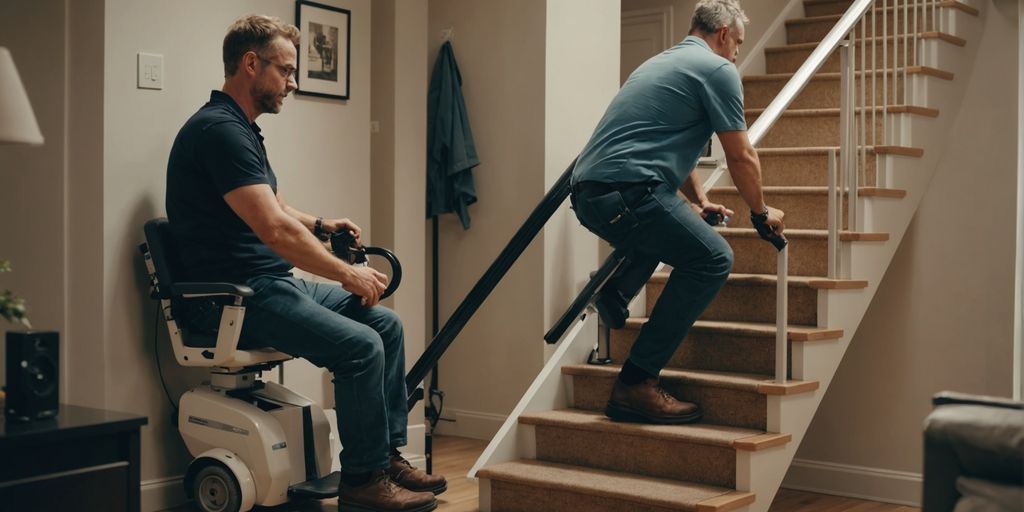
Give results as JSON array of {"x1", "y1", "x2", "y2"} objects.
[{"x1": 406, "y1": 159, "x2": 576, "y2": 407}]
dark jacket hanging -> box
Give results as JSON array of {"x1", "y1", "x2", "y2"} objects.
[{"x1": 427, "y1": 40, "x2": 479, "y2": 229}]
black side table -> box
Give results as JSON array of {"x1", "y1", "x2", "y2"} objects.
[{"x1": 0, "y1": 404, "x2": 148, "y2": 512}]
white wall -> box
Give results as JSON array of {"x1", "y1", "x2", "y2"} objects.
[{"x1": 789, "y1": 0, "x2": 1020, "y2": 503}]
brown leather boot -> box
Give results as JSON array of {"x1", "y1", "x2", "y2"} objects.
[
  {"x1": 337, "y1": 470, "x2": 437, "y2": 512},
  {"x1": 387, "y1": 454, "x2": 448, "y2": 495},
  {"x1": 605, "y1": 377, "x2": 703, "y2": 424}
]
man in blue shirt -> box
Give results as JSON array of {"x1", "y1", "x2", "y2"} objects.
[
  {"x1": 166, "y1": 15, "x2": 443, "y2": 512},
  {"x1": 571, "y1": 0, "x2": 785, "y2": 424}
]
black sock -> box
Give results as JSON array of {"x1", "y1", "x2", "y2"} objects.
[
  {"x1": 618, "y1": 359, "x2": 656, "y2": 385},
  {"x1": 340, "y1": 471, "x2": 372, "y2": 487}
]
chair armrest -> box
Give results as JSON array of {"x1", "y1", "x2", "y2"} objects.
[
  {"x1": 172, "y1": 282, "x2": 254, "y2": 298},
  {"x1": 933, "y1": 391, "x2": 1024, "y2": 411}
]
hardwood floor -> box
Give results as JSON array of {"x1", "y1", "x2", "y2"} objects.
[{"x1": 163, "y1": 435, "x2": 920, "y2": 511}]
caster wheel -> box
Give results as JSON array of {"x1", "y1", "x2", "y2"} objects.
[{"x1": 191, "y1": 464, "x2": 242, "y2": 512}]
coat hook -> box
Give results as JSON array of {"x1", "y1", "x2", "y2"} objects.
[{"x1": 440, "y1": 27, "x2": 454, "y2": 44}]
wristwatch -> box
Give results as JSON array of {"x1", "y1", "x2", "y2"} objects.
[{"x1": 314, "y1": 216, "x2": 330, "y2": 241}]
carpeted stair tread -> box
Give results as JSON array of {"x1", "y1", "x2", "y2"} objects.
[
  {"x1": 756, "y1": 144, "x2": 924, "y2": 157},
  {"x1": 562, "y1": 364, "x2": 819, "y2": 396},
  {"x1": 650, "y1": 271, "x2": 869, "y2": 290},
  {"x1": 621, "y1": 318, "x2": 844, "y2": 342},
  {"x1": 793, "y1": 1, "x2": 978, "y2": 24},
  {"x1": 745, "y1": 104, "x2": 940, "y2": 117},
  {"x1": 520, "y1": 409, "x2": 791, "y2": 451},
  {"x1": 478, "y1": 459, "x2": 756, "y2": 512},
  {"x1": 710, "y1": 185, "x2": 906, "y2": 198},
  {"x1": 743, "y1": 66, "x2": 954, "y2": 82},
  {"x1": 716, "y1": 227, "x2": 890, "y2": 242},
  {"x1": 765, "y1": 31, "x2": 967, "y2": 53},
  {"x1": 788, "y1": 1, "x2": 979, "y2": 27}
]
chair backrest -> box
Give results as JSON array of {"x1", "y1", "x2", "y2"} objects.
[
  {"x1": 141, "y1": 217, "x2": 292, "y2": 369},
  {"x1": 143, "y1": 217, "x2": 182, "y2": 299}
]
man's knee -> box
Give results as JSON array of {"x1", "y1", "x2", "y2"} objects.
[
  {"x1": 704, "y1": 242, "x2": 734, "y2": 280},
  {"x1": 327, "y1": 327, "x2": 384, "y2": 377},
  {"x1": 372, "y1": 307, "x2": 405, "y2": 344}
]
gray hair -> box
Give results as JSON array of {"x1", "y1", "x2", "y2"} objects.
[{"x1": 690, "y1": 0, "x2": 749, "y2": 34}]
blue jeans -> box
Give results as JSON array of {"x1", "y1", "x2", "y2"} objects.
[
  {"x1": 236, "y1": 275, "x2": 407, "y2": 474},
  {"x1": 572, "y1": 181, "x2": 733, "y2": 376}
]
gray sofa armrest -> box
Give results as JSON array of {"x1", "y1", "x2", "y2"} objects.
[{"x1": 922, "y1": 392, "x2": 1024, "y2": 512}]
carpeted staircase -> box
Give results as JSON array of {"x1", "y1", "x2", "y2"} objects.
[{"x1": 475, "y1": 1, "x2": 980, "y2": 510}]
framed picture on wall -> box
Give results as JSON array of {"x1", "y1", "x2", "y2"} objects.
[{"x1": 295, "y1": 0, "x2": 351, "y2": 100}]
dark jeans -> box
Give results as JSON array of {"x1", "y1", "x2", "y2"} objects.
[
  {"x1": 572, "y1": 181, "x2": 733, "y2": 376},
  {"x1": 229, "y1": 275, "x2": 408, "y2": 474}
]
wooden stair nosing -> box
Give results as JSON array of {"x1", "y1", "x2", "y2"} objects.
[
  {"x1": 745, "y1": 105, "x2": 939, "y2": 118},
  {"x1": 621, "y1": 318, "x2": 844, "y2": 342},
  {"x1": 477, "y1": 460, "x2": 756, "y2": 512},
  {"x1": 519, "y1": 409, "x2": 792, "y2": 451},
  {"x1": 743, "y1": 65, "x2": 954, "y2": 82},
  {"x1": 697, "y1": 492, "x2": 758, "y2": 512},
  {"x1": 716, "y1": 227, "x2": 890, "y2": 242},
  {"x1": 562, "y1": 364, "x2": 820, "y2": 396},
  {"x1": 787, "y1": 1, "x2": 979, "y2": 26},
  {"x1": 765, "y1": 31, "x2": 966, "y2": 53}
]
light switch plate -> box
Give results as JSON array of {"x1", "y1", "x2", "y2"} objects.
[{"x1": 137, "y1": 52, "x2": 163, "y2": 90}]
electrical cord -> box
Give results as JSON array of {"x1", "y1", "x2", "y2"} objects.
[{"x1": 154, "y1": 301, "x2": 179, "y2": 423}]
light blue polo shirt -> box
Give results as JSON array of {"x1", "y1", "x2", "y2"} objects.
[{"x1": 572, "y1": 36, "x2": 747, "y2": 190}]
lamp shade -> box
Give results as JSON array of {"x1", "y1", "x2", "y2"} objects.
[{"x1": 0, "y1": 47, "x2": 44, "y2": 146}]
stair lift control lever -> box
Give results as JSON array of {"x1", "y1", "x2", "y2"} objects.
[{"x1": 330, "y1": 230, "x2": 404, "y2": 299}]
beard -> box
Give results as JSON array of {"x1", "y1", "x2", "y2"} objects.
[{"x1": 253, "y1": 82, "x2": 284, "y2": 115}]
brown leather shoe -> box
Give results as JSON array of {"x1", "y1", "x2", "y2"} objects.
[
  {"x1": 337, "y1": 470, "x2": 437, "y2": 512},
  {"x1": 387, "y1": 455, "x2": 448, "y2": 495},
  {"x1": 605, "y1": 377, "x2": 703, "y2": 424}
]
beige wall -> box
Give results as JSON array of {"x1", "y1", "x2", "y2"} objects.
[
  {"x1": 793, "y1": 0, "x2": 1020, "y2": 489},
  {"x1": 427, "y1": 0, "x2": 549, "y2": 433},
  {"x1": 0, "y1": 0, "x2": 68, "y2": 392},
  {"x1": 370, "y1": 0, "x2": 429, "y2": 448},
  {"x1": 100, "y1": 0, "x2": 373, "y2": 490},
  {"x1": 543, "y1": 0, "x2": 620, "y2": 332},
  {"x1": 427, "y1": 0, "x2": 620, "y2": 437},
  {"x1": 3, "y1": 0, "x2": 374, "y2": 508}
]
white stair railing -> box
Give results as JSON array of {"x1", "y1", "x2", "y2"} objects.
[{"x1": 706, "y1": 0, "x2": 943, "y2": 381}]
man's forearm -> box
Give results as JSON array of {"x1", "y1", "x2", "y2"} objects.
[
  {"x1": 281, "y1": 202, "x2": 317, "y2": 232},
  {"x1": 726, "y1": 152, "x2": 767, "y2": 213},
  {"x1": 262, "y1": 214, "x2": 352, "y2": 282}
]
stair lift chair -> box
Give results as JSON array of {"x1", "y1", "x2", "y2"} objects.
[{"x1": 141, "y1": 217, "x2": 341, "y2": 512}]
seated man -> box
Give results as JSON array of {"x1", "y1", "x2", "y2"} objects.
[{"x1": 165, "y1": 15, "x2": 444, "y2": 512}]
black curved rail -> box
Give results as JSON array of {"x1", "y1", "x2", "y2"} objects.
[{"x1": 406, "y1": 159, "x2": 576, "y2": 408}]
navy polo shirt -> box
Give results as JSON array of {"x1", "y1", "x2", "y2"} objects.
[
  {"x1": 166, "y1": 90, "x2": 292, "y2": 283},
  {"x1": 573, "y1": 36, "x2": 747, "y2": 190}
]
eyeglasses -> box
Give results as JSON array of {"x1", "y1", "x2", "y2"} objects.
[{"x1": 258, "y1": 56, "x2": 296, "y2": 80}]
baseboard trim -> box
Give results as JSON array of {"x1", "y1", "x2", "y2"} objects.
[
  {"x1": 782, "y1": 458, "x2": 922, "y2": 507},
  {"x1": 142, "y1": 475, "x2": 187, "y2": 512},
  {"x1": 433, "y1": 407, "x2": 506, "y2": 441}
]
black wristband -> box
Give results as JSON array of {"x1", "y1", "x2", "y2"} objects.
[
  {"x1": 314, "y1": 217, "x2": 330, "y2": 241},
  {"x1": 751, "y1": 206, "x2": 769, "y2": 223}
]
